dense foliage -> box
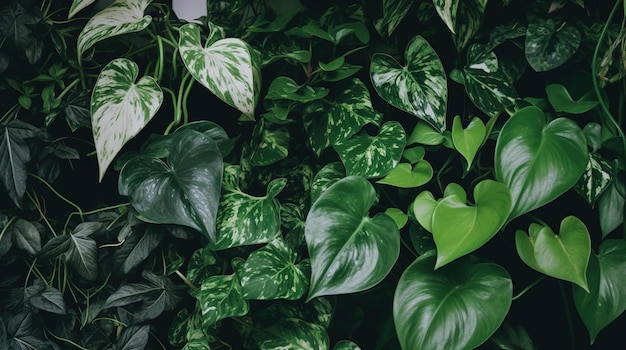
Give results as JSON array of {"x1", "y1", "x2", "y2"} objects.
[{"x1": 1, "y1": 0, "x2": 625, "y2": 349}]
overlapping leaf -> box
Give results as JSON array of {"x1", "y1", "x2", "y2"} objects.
[
  {"x1": 251, "y1": 318, "x2": 330, "y2": 350},
  {"x1": 452, "y1": 0, "x2": 488, "y2": 51},
  {"x1": 378, "y1": 0, "x2": 414, "y2": 36},
  {"x1": 191, "y1": 273, "x2": 249, "y2": 327},
  {"x1": 67, "y1": 222, "x2": 102, "y2": 281},
  {"x1": 525, "y1": 18, "x2": 580, "y2": 72},
  {"x1": 574, "y1": 153, "x2": 613, "y2": 207},
  {"x1": 68, "y1": 0, "x2": 96, "y2": 19}
]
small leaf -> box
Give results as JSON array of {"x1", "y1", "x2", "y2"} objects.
[
  {"x1": 574, "y1": 153, "x2": 613, "y2": 207},
  {"x1": 115, "y1": 324, "x2": 150, "y2": 350},
  {"x1": 0, "y1": 120, "x2": 37, "y2": 207},
  {"x1": 384, "y1": 208, "x2": 408, "y2": 229},
  {"x1": 311, "y1": 162, "x2": 345, "y2": 204},
  {"x1": 334, "y1": 340, "x2": 362, "y2": 350},
  {"x1": 11, "y1": 218, "x2": 41, "y2": 255},
  {"x1": 25, "y1": 280, "x2": 66, "y2": 315},
  {"x1": 247, "y1": 120, "x2": 290, "y2": 166},
  {"x1": 191, "y1": 273, "x2": 249, "y2": 327},
  {"x1": 452, "y1": 115, "x2": 486, "y2": 171},
  {"x1": 113, "y1": 225, "x2": 162, "y2": 274},
  {"x1": 525, "y1": 18, "x2": 580, "y2": 72},
  {"x1": 376, "y1": 161, "x2": 433, "y2": 188},
  {"x1": 378, "y1": 0, "x2": 413, "y2": 36},
  {"x1": 251, "y1": 318, "x2": 330, "y2": 350},
  {"x1": 452, "y1": 0, "x2": 488, "y2": 51},
  {"x1": 546, "y1": 71, "x2": 599, "y2": 113},
  {"x1": 597, "y1": 179, "x2": 625, "y2": 237},
  {"x1": 407, "y1": 121, "x2": 450, "y2": 146}
]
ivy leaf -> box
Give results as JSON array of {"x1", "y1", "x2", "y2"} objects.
[
  {"x1": 0, "y1": 120, "x2": 38, "y2": 207},
  {"x1": 91, "y1": 58, "x2": 163, "y2": 180},
  {"x1": 119, "y1": 129, "x2": 223, "y2": 242},
  {"x1": 525, "y1": 18, "x2": 580, "y2": 72},
  {"x1": 394, "y1": 252, "x2": 512, "y2": 350},
  {"x1": 191, "y1": 273, "x2": 249, "y2": 328},
  {"x1": 240, "y1": 238, "x2": 309, "y2": 300},
  {"x1": 573, "y1": 240, "x2": 626, "y2": 344},
  {"x1": 305, "y1": 176, "x2": 400, "y2": 300},
  {"x1": 574, "y1": 153, "x2": 613, "y2": 207},
  {"x1": 77, "y1": 0, "x2": 152, "y2": 58},
  {"x1": 251, "y1": 318, "x2": 330, "y2": 350},
  {"x1": 67, "y1": 222, "x2": 102, "y2": 281},
  {"x1": 370, "y1": 35, "x2": 447, "y2": 132},
  {"x1": 68, "y1": 0, "x2": 96, "y2": 19},
  {"x1": 10, "y1": 218, "x2": 41, "y2": 256},
  {"x1": 452, "y1": 115, "x2": 486, "y2": 171},
  {"x1": 179, "y1": 23, "x2": 261, "y2": 120},
  {"x1": 495, "y1": 106, "x2": 588, "y2": 221},
  {"x1": 334, "y1": 121, "x2": 406, "y2": 179}
]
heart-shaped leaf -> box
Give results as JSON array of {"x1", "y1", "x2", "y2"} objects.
[
  {"x1": 334, "y1": 121, "x2": 406, "y2": 179},
  {"x1": 452, "y1": 115, "x2": 486, "y2": 171},
  {"x1": 546, "y1": 71, "x2": 599, "y2": 114},
  {"x1": 525, "y1": 18, "x2": 581, "y2": 72},
  {"x1": 407, "y1": 121, "x2": 451, "y2": 146},
  {"x1": 91, "y1": 58, "x2": 163, "y2": 180},
  {"x1": 394, "y1": 252, "x2": 512, "y2": 350},
  {"x1": 305, "y1": 176, "x2": 400, "y2": 300},
  {"x1": 516, "y1": 216, "x2": 591, "y2": 291},
  {"x1": 251, "y1": 318, "x2": 330, "y2": 350},
  {"x1": 77, "y1": 0, "x2": 152, "y2": 58},
  {"x1": 191, "y1": 273, "x2": 249, "y2": 328},
  {"x1": 118, "y1": 129, "x2": 223, "y2": 242},
  {"x1": 376, "y1": 161, "x2": 433, "y2": 188},
  {"x1": 495, "y1": 106, "x2": 588, "y2": 221},
  {"x1": 68, "y1": 0, "x2": 95, "y2": 19},
  {"x1": 574, "y1": 239, "x2": 626, "y2": 344},
  {"x1": 179, "y1": 23, "x2": 260, "y2": 119},
  {"x1": 370, "y1": 35, "x2": 447, "y2": 132},
  {"x1": 451, "y1": 0, "x2": 488, "y2": 51},
  {"x1": 10, "y1": 218, "x2": 41, "y2": 256}
]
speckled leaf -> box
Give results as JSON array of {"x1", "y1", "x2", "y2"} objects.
[
  {"x1": 379, "y1": 0, "x2": 414, "y2": 36},
  {"x1": 334, "y1": 340, "x2": 362, "y2": 350},
  {"x1": 303, "y1": 78, "x2": 382, "y2": 156},
  {"x1": 525, "y1": 18, "x2": 580, "y2": 72},
  {"x1": 574, "y1": 153, "x2": 613, "y2": 207},
  {"x1": 452, "y1": 0, "x2": 488, "y2": 51},
  {"x1": 191, "y1": 273, "x2": 249, "y2": 328},
  {"x1": 240, "y1": 238, "x2": 309, "y2": 300},
  {"x1": 213, "y1": 178, "x2": 286, "y2": 250},
  {"x1": 432, "y1": 0, "x2": 459, "y2": 33},
  {"x1": 91, "y1": 58, "x2": 163, "y2": 180},
  {"x1": 305, "y1": 176, "x2": 400, "y2": 300},
  {"x1": 68, "y1": 0, "x2": 96, "y2": 19},
  {"x1": 252, "y1": 318, "x2": 330, "y2": 350},
  {"x1": 248, "y1": 120, "x2": 290, "y2": 166},
  {"x1": 334, "y1": 121, "x2": 406, "y2": 179},
  {"x1": 370, "y1": 35, "x2": 447, "y2": 132},
  {"x1": 77, "y1": 0, "x2": 152, "y2": 58},
  {"x1": 179, "y1": 23, "x2": 260, "y2": 119},
  {"x1": 310, "y1": 162, "x2": 345, "y2": 204}
]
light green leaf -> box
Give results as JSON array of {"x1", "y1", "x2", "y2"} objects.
[
  {"x1": 305, "y1": 176, "x2": 400, "y2": 300},
  {"x1": 394, "y1": 252, "x2": 512, "y2": 350},
  {"x1": 252, "y1": 318, "x2": 330, "y2": 350},
  {"x1": 525, "y1": 18, "x2": 581, "y2": 72},
  {"x1": 191, "y1": 273, "x2": 249, "y2": 328},
  {"x1": 384, "y1": 208, "x2": 408, "y2": 230},
  {"x1": 91, "y1": 58, "x2": 163, "y2": 180},
  {"x1": 68, "y1": 0, "x2": 96, "y2": 19},
  {"x1": 495, "y1": 106, "x2": 588, "y2": 221},
  {"x1": 546, "y1": 71, "x2": 599, "y2": 113},
  {"x1": 574, "y1": 153, "x2": 614, "y2": 207},
  {"x1": 432, "y1": 0, "x2": 459, "y2": 33},
  {"x1": 370, "y1": 35, "x2": 447, "y2": 132},
  {"x1": 452, "y1": 115, "x2": 486, "y2": 171},
  {"x1": 407, "y1": 121, "x2": 451, "y2": 146},
  {"x1": 376, "y1": 161, "x2": 433, "y2": 188},
  {"x1": 334, "y1": 121, "x2": 406, "y2": 179},
  {"x1": 179, "y1": 23, "x2": 261, "y2": 119},
  {"x1": 514, "y1": 223, "x2": 544, "y2": 273},
  {"x1": 77, "y1": 0, "x2": 152, "y2": 58},
  {"x1": 412, "y1": 191, "x2": 439, "y2": 233}
]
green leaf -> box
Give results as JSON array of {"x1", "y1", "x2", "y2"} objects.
[
  {"x1": 179, "y1": 23, "x2": 261, "y2": 119},
  {"x1": 119, "y1": 129, "x2": 223, "y2": 242},
  {"x1": 379, "y1": 0, "x2": 414, "y2": 36},
  {"x1": 113, "y1": 225, "x2": 162, "y2": 275},
  {"x1": 463, "y1": 66, "x2": 518, "y2": 117},
  {"x1": 525, "y1": 18, "x2": 580, "y2": 72},
  {"x1": 38, "y1": 234, "x2": 71, "y2": 259},
  {"x1": 91, "y1": 58, "x2": 163, "y2": 180},
  {"x1": 251, "y1": 318, "x2": 330, "y2": 350},
  {"x1": 77, "y1": 0, "x2": 152, "y2": 58},
  {"x1": 546, "y1": 71, "x2": 599, "y2": 113},
  {"x1": 495, "y1": 106, "x2": 588, "y2": 221},
  {"x1": 334, "y1": 121, "x2": 406, "y2": 179},
  {"x1": 597, "y1": 179, "x2": 625, "y2": 238},
  {"x1": 394, "y1": 252, "x2": 512, "y2": 350},
  {"x1": 11, "y1": 218, "x2": 41, "y2": 256},
  {"x1": 305, "y1": 176, "x2": 400, "y2": 300},
  {"x1": 334, "y1": 340, "x2": 362, "y2": 350},
  {"x1": 248, "y1": 120, "x2": 290, "y2": 166},
  {"x1": 115, "y1": 324, "x2": 150, "y2": 350},
  {"x1": 265, "y1": 76, "x2": 329, "y2": 103},
  {"x1": 376, "y1": 161, "x2": 433, "y2": 188},
  {"x1": 191, "y1": 273, "x2": 249, "y2": 327},
  {"x1": 25, "y1": 279, "x2": 66, "y2": 315},
  {"x1": 311, "y1": 162, "x2": 345, "y2": 204},
  {"x1": 573, "y1": 240, "x2": 626, "y2": 344},
  {"x1": 574, "y1": 153, "x2": 613, "y2": 207},
  {"x1": 383, "y1": 208, "x2": 408, "y2": 229},
  {"x1": 371, "y1": 35, "x2": 447, "y2": 132},
  {"x1": 411, "y1": 191, "x2": 439, "y2": 233},
  {"x1": 240, "y1": 238, "x2": 309, "y2": 300},
  {"x1": 432, "y1": 0, "x2": 459, "y2": 33},
  {"x1": 68, "y1": 0, "x2": 96, "y2": 19},
  {"x1": 452, "y1": 0, "x2": 488, "y2": 51},
  {"x1": 407, "y1": 121, "x2": 450, "y2": 146},
  {"x1": 213, "y1": 178, "x2": 285, "y2": 250},
  {"x1": 452, "y1": 115, "x2": 486, "y2": 171},
  {"x1": 516, "y1": 216, "x2": 591, "y2": 291},
  {"x1": 67, "y1": 222, "x2": 102, "y2": 281},
  {"x1": 0, "y1": 120, "x2": 37, "y2": 207}
]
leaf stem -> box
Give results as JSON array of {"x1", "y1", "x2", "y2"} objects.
[
  {"x1": 175, "y1": 270, "x2": 198, "y2": 290},
  {"x1": 512, "y1": 275, "x2": 546, "y2": 300},
  {"x1": 29, "y1": 173, "x2": 83, "y2": 219},
  {"x1": 559, "y1": 280, "x2": 576, "y2": 349}
]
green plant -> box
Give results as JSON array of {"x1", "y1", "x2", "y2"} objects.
[{"x1": 1, "y1": 0, "x2": 625, "y2": 349}]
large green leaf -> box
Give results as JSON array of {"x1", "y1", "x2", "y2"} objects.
[
  {"x1": 573, "y1": 240, "x2": 626, "y2": 344},
  {"x1": 452, "y1": 115, "x2": 486, "y2": 171},
  {"x1": 179, "y1": 23, "x2": 260, "y2": 119},
  {"x1": 394, "y1": 252, "x2": 512, "y2": 350},
  {"x1": 0, "y1": 120, "x2": 38, "y2": 207},
  {"x1": 525, "y1": 18, "x2": 580, "y2": 72},
  {"x1": 495, "y1": 106, "x2": 588, "y2": 221},
  {"x1": 213, "y1": 178, "x2": 285, "y2": 250},
  {"x1": 77, "y1": 0, "x2": 152, "y2": 58},
  {"x1": 370, "y1": 35, "x2": 447, "y2": 132},
  {"x1": 91, "y1": 58, "x2": 163, "y2": 180},
  {"x1": 25, "y1": 279, "x2": 66, "y2": 315},
  {"x1": 115, "y1": 324, "x2": 150, "y2": 350},
  {"x1": 516, "y1": 216, "x2": 591, "y2": 291},
  {"x1": 303, "y1": 78, "x2": 382, "y2": 156},
  {"x1": 333, "y1": 121, "x2": 406, "y2": 179},
  {"x1": 305, "y1": 176, "x2": 400, "y2": 300},
  {"x1": 251, "y1": 318, "x2": 330, "y2": 350},
  {"x1": 119, "y1": 129, "x2": 223, "y2": 242},
  {"x1": 191, "y1": 273, "x2": 249, "y2": 327},
  {"x1": 240, "y1": 238, "x2": 309, "y2": 300}
]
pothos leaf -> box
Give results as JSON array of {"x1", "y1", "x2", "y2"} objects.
[
  {"x1": 68, "y1": 0, "x2": 96, "y2": 19},
  {"x1": 574, "y1": 153, "x2": 614, "y2": 207},
  {"x1": 525, "y1": 18, "x2": 580, "y2": 72},
  {"x1": 251, "y1": 318, "x2": 330, "y2": 350},
  {"x1": 432, "y1": 0, "x2": 459, "y2": 33},
  {"x1": 452, "y1": 0, "x2": 488, "y2": 52},
  {"x1": 379, "y1": 0, "x2": 414, "y2": 36},
  {"x1": 191, "y1": 273, "x2": 249, "y2": 328},
  {"x1": 67, "y1": 222, "x2": 102, "y2": 281}
]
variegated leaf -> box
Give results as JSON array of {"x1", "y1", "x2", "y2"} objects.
[
  {"x1": 432, "y1": 0, "x2": 459, "y2": 33},
  {"x1": 310, "y1": 162, "x2": 346, "y2": 204},
  {"x1": 574, "y1": 153, "x2": 614, "y2": 207},
  {"x1": 91, "y1": 58, "x2": 163, "y2": 180},
  {"x1": 452, "y1": 0, "x2": 488, "y2": 51},
  {"x1": 379, "y1": 0, "x2": 414, "y2": 36},
  {"x1": 77, "y1": 0, "x2": 153, "y2": 58},
  {"x1": 334, "y1": 121, "x2": 406, "y2": 179},
  {"x1": 525, "y1": 18, "x2": 581, "y2": 72},
  {"x1": 303, "y1": 78, "x2": 382, "y2": 156},
  {"x1": 240, "y1": 238, "x2": 309, "y2": 300},
  {"x1": 370, "y1": 35, "x2": 447, "y2": 132},
  {"x1": 68, "y1": 0, "x2": 96, "y2": 19},
  {"x1": 212, "y1": 178, "x2": 286, "y2": 250},
  {"x1": 247, "y1": 119, "x2": 290, "y2": 167},
  {"x1": 251, "y1": 318, "x2": 330, "y2": 350},
  {"x1": 179, "y1": 23, "x2": 261, "y2": 120},
  {"x1": 191, "y1": 273, "x2": 249, "y2": 328}
]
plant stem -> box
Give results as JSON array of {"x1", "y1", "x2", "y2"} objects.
[
  {"x1": 512, "y1": 275, "x2": 546, "y2": 300},
  {"x1": 559, "y1": 280, "x2": 576, "y2": 349},
  {"x1": 175, "y1": 270, "x2": 198, "y2": 290},
  {"x1": 29, "y1": 173, "x2": 83, "y2": 219}
]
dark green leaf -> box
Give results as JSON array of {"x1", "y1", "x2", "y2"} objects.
[
  {"x1": 113, "y1": 225, "x2": 162, "y2": 275},
  {"x1": 191, "y1": 273, "x2": 249, "y2": 327},
  {"x1": 67, "y1": 222, "x2": 101, "y2": 281},
  {"x1": 10, "y1": 219, "x2": 40, "y2": 256},
  {"x1": 0, "y1": 120, "x2": 38, "y2": 207},
  {"x1": 25, "y1": 279, "x2": 66, "y2": 315},
  {"x1": 114, "y1": 324, "x2": 150, "y2": 350},
  {"x1": 525, "y1": 18, "x2": 580, "y2": 72},
  {"x1": 251, "y1": 318, "x2": 330, "y2": 350},
  {"x1": 248, "y1": 120, "x2": 290, "y2": 166},
  {"x1": 311, "y1": 162, "x2": 345, "y2": 204},
  {"x1": 597, "y1": 179, "x2": 625, "y2": 238},
  {"x1": 378, "y1": 0, "x2": 414, "y2": 36},
  {"x1": 574, "y1": 153, "x2": 614, "y2": 207}
]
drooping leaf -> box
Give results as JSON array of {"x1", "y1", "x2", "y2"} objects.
[
  {"x1": 452, "y1": 115, "x2": 486, "y2": 170},
  {"x1": 191, "y1": 273, "x2": 249, "y2": 328},
  {"x1": 251, "y1": 318, "x2": 330, "y2": 350},
  {"x1": 394, "y1": 252, "x2": 512, "y2": 350},
  {"x1": 370, "y1": 35, "x2": 447, "y2": 132},
  {"x1": 305, "y1": 176, "x2": 400, "y2": 300},
  {"x1": 407, "y1": 121, "x2": 451, "y2": 146},
  {"x1": 574, "y1": 153, "x2": 613, "y2": 207},
  {"x1": 77, "y1": 0, "x2": 153, "y2": 58},
  {"x1": 0, "y1": 120, "x2": 38, "y2": 207},
  {"x1": 179, "y1": 23, "x2": 261, "y2": 119},
  {"x1": 10, "y1": 218, "x2": 41, "y2": 256},
  {"x1": 495, "y1": 106, "x2": 588, "y2": 221},
  {"x1": 67, "y1": 222, "x2": 102, "y2": 281},
  {"x1": 119, "y1": 129, "x2": 223, "y2": 242},
  {"x1": 91, "y1": 58, "x2": 163, "y2": 180},
  {"x1": 68, "y1": 0, "x2": 96, "y2": 19},
  {"x1": 525, "y1": 18, "x2": 580, "y2": 72}
]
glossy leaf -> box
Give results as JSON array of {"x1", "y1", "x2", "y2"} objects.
[
  {"x1": 597, "y1": 179, "x2": 625, "y2": 237},
  {"x1": 546, "y1": 71, "x2": 599, "y2": 114},
  {"x1": 68, "y1": 0, "x2": 96, "y2": 19},
  {"x1": 407, "y1": 121, "x2": 450, "y2": 146},
  {"x1": 394, "y1": 252, "x2": 512, "y2": 350},
  {"x1": 334, "y1": 340, "x2": 362, "y2": 350},
  {"x1": 452, "y1": 115, "x2": 486, "y2": 171},
  {"x1": 67, "y1": 222, "x2": 102, "y2": 281},
  {"x1": 179, "y1": 23, "x2": 260, "y2": 119},
  {"x1": 191, "y1": 273, "x2": 249, "y2": 327},
  {"x1": 248, "y1": 120, "x2": 290, "y2": 166},
  {"x1": 432, "y1": 0, "x2": 458, "y2": 33},
  {"x1": 0, "y1": 120, "x2": 38, "y2": 207},
  {"x1": 119, "y1": 129, "x2": 223, "y2": 242},
  {"x1": 77, "y1": 0, "x2": 152, "y2": 58},
  {"x1": 452, "y1": 0, "x2": 488, "y2": 51},
  {"x1": 113, "y1": 225, "x2": 162, "y2": 275},
  {"x1": 495, "y1": 106, "x2": 588, "y2": 221},
  {"x1": 305, "y1": 176, "x2": 400, "y2": 300},
  {"x1": 574, "y1": 240, "x2": 626, "y2": 344},
  {"x1": 574, "y1": 153, "x2": 613, "y2": 207},
  {"x1": 376, "y1": 161, "x2": 433, "y2": 188},
  {"x1": 370, "y1": 35, "x2": 447, "y2": 132},
  {"x1": 265, "y1": 76, "x2": 329, "y2": 103},
  {"x1": 334, "y1": 121, "x2": 406, "y2": 179},
  {"x1": 379, "y1": 0, "x2": 414, "y2": 36},
  {"x1": 11, "y1": 218, "x2": 41, "y2": 256},
  {"x1": 310, "y1": 162, "x2": 345, "y2": 204},
  {"x1": 525, "y1": 18, "x2": 580, "y2": 72},
  {"x1": 251, "y1": 318, "x2": 330, "y2": 350}
]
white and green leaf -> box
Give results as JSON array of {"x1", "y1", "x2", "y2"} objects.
[
  {"x1": 68, "y1": 0, "x2": 96, "y2": 19},
  {"x1": 251, "y1": 318, "x2": 330, "y2": 350},
  {"x1": 191, "y1": 273, "x2": 249, "y2": 328},
  {"x1": 574, "y1": 153, "x2": 614, "y2": 207},
  {"x1": 432, "y1": 0, "x2": 459, "y2": 33},
  {"x1": 525, "y1": 18, "x2": 581, "y2": 72}
]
